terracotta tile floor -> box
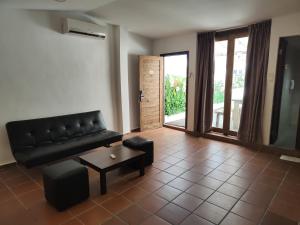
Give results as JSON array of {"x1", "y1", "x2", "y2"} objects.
[{"x1": 0, "y1": 127, "x2": 300, "y2": 225}]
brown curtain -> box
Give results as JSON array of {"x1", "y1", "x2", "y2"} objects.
[
  {"x1": 194, "y1": 32, "x2": 215, "y2": 135},
  {"x1": 238, "y1": 20, "x2": 272, "y2": 144}
]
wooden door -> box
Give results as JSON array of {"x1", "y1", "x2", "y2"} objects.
[{"x1": 139, "y1": 56, "x2": 164, "y2": 131}]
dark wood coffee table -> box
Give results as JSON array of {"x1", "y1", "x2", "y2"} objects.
[{"x1": 79, "y1": 145, "x2": 146, "y2": 195}]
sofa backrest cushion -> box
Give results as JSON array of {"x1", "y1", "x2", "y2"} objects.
[{"x1": 6, "y1": 111, "x2": 106, "y2": 153}]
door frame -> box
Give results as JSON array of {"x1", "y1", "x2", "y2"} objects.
[
  {"x1": 270, "y1": 35, "x2": 300, "y2": 150},
  {"x1": 160, "y1": 51, "x2": 189, "y2": 130}
]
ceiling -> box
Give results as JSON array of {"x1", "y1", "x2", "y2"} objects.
[
  {"x1": 1, "y1": 0, "x2": 300, "y2": 39},
  {"x1": 0, "y1": 0, "x2": 117, "y2": 11},
  {"x1": 91, "y1": 0, "x2": 300, "y2": 39}
]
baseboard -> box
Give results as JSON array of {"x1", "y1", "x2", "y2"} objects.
[
  {"x1": 202, "y1": 132, "x2": 242, "y2": 145},
  {"x1": 0, "y1": 160, "x2": 16, "y2": 168},
  {"x1": 131, "y1": 128, "x2": 141, "y2": 132},
  {"x1": 185, "y1": 130, "x2": 198, "y2": 136},
  {"x1": 163, "y1": 124, "x2": 186, "y2": 132},
  {"x1": 257, "y1": 144, "x2": 300, "y2": 157}
]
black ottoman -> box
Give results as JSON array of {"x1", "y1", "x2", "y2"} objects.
[
  {"x1": 43, "y1": 160, "x2": 89, "y2": 211},
  {"x1": 123, "y1": 136, "x2": 153, "y2": 168}
]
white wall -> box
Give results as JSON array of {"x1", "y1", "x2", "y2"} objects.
[
  {"x1": 114, "y1": 26, "x2": 131, "y2": 134},
  {"x1": 263, "y1": 12, "x2": 300, "y2": 144},
  {"x1": 153, "y1": 32, "x2": 197, "y2": 131},
  {"x1": 0, "y1": 9, "x2": 120, "y2": 165},
  {"x1": 114, "y1": 27, "x2": 153, "y2": 132},
  {"x1": 127, "y1": 32, "x2": 153, "y2": 130}
]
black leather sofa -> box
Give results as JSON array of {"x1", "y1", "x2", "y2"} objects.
[{"x1": 6, "y1": 111, "x2": 122, "y2": 168}]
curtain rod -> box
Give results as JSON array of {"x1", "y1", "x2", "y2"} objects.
[
  {"x1": 197, "y1": 19, "x2": 272, "y2": 34},
  {"x1": 212, "y1": 19, "x2": 271, "y2": 33},
  {"x1": 216, "y1": 25, "x2": 248, "y2": 33},
  {"x1": 198, "y1": 25, "x2": 248, "y2": 35}
]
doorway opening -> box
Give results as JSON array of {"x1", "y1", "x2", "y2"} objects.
[
  {"x1": 270, "y1": 36, "x2": 300, "y2": 150},
  {"x1": 161, "y1": 52, "x2": 188, "y2": 129}
]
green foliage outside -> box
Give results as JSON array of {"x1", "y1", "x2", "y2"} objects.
[
  {"x1": 213, "y1": 75, "x2": 245, "y2": 104},
  {"x1": 164, "y1": 73, "x2": 245, "y2": 115},
  {"x1": 213, "y1": 80, "x2": 224, "y2": 104},
  {"x1": 165, "y1": 74, "x2": 186, "y2": 116},
  {"x1": 232, "y1": 75, "x2": 245, "y2": 89}
]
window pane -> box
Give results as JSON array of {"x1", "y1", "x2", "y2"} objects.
[
  {"x1": 212, "y1": 40, "x2": 228, "y2": 128},
  {"x1": 230, "y1": 37, "x2": 248, "y2": 131}
]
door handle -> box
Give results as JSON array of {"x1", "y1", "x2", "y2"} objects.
[{"x1": 139, "y1": 90, "x2": 144, "y2": 102}]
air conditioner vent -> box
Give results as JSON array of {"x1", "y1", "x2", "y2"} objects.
[{"x1": 62, "y1": 18, "x2": 106, "y2": 39}]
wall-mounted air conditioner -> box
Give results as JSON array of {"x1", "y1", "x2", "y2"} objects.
[{"x1": 62, "y1": 18, "x2": 106, "y2": 39}]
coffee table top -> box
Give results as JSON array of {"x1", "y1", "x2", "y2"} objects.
[{"x1": 79, "y1": 145, "x2": 145, "y2": 171}]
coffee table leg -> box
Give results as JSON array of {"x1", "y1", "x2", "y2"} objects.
[
  {"x1": 100, "y1": 171, "x2": 107, "y2": 195},
  {"x1": 139, "y1": 156, "x2": 145, "y2": 176}
]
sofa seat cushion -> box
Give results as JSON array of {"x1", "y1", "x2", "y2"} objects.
[{"x1": 15, "y1": 130, "x2": 122, "y2": 167}]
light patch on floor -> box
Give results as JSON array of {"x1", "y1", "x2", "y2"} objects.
[{"x1": 280, "y1": 155, "x2": 300, "y2": 163}]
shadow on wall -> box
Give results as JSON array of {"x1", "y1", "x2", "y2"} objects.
[
  {"x1": 109, "y1": 26, "x2": 122, "y2": 132},
  {"x1": 129, "y1": 32, "x2": 152, "y2": 48},
  {"x1": 25, "y1": 10, "x2": 60, "y2": 33},
  {"x1": 128, "y1": 53, "x2": 140, "y2": 130}
]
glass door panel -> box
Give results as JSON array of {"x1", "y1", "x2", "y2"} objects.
[
  {"x1": 230, "y1": 37, "x2": 248, "y2": 131},
  {"x1": 212, "y1": 40, "x2": 228, "y2": 128}
]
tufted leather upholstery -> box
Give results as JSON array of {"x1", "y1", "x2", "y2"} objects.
[{"x1": 6, "y1": 111, "x2": 122, "y2": 168}]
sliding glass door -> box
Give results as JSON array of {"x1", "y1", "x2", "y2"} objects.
[{"x1": 212, "y1": 30, "x2": 248, "y2": 136}]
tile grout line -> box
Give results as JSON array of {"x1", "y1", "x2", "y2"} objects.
[
  {"x1": 193, "y1": 154, "x2": 257, "y2": 222},
  {"x1": 146, "y1": 149, "x2": 207, "y2": 224},
  {"x1": 222, "y1": 154, "x2": 290, "y2": 225},
  {"x1": 17, "y1": 164, "x2": 44, "y2": 189},
  {"x1": 210, "y1": 152, "x2": 273, "y2": 225},
  {"x1": 0, "y1": 167, "x2": 34, "y2": 210},
  {"x1": 151, "y1": 148, "x2": 257, "y2": 225},
  {"x1": 92, "y1": 189, "x2": 132, "y2": 224},
  {"x1": 257, "y1": 164, "x2": 292, "y2": 225},
  {"x1": 186, "y1": 147, "x2": 256, "y2": 224},
  {"x1": 92, "y1": 185, "x2": 152, "y2": 225}
]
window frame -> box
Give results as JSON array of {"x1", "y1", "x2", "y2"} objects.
[{"x1": 211, "y1": 27, "x2": 249, "y2": 136}]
